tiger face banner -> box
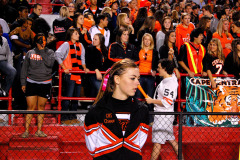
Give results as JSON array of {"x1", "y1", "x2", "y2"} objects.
[{"x1": 186, "y1": 77, "x2": 240, "y2": 127}]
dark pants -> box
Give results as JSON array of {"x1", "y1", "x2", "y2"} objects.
[
  {"x1": 0, "y1": 60, "x2": 16, "y2": 93},
  {"x1": 135, "y1": 76, "x2": 155, "y2": 99},
  {"x1": 89, "y1": 75, "x2": 101, "y2": 97},
  {"x1": 61, "y1": 74, "x2": 81, "y2": 121}
]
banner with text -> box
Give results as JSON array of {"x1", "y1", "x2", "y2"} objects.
[{"x1": 186, "y1": 77, "x2": 240, "y2": 127}]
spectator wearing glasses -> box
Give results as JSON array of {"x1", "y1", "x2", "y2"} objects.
[{"x1": 68, "y1": 2, "x2": 76, "y2": 20}]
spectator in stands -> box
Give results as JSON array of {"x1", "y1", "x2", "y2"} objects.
[
  {"x1": 223, "y1": 38, "x2": 240, "y2": 78},
  {"x1": 84, "y1": 59, "x2": 149, "y2": 160},
  {"x1": 0, "y1": 18, "x2": 10, "y2": 34},
  {"x1": 0, "y1": 0, "x2": 18, "y2": 24},
  {"x1": 10, "y1": 6, "x2": 29, "y2": 31},
  {"x1": 68, "y1": 2, "x2": 76, "y2": 19},
  {"x1": 86, "y1": 33, "x2": 108, "y2": 97},
  {"x1": 0, "y1": 25, "x2": 16, "y2": 96},
  {"x1": 89, "y1": 13, "x2": 110, "y2": 47},
  {"x1": 112, "y1": 13, "x2": 135, "y2": 44},
  {"x1": 203, "y1": 38, "x2": 224, "y2": 88},
  {"x1": 231, "y1": 21, "x2": 240, "y2": 38},
  {"x1": 175, "y1": 13, "x2": 195, "y2": 51},
  {"x1": 32, "y1": 18, "x2": 51, "y2": 38},
  {"x1": 83, "y1": 0, "x2": 102, "y2": 21},
  {"x1": 191, "y1": 5, "x2": 199, "y2": 26},
  {"x1": 20, "y1": 33, "x2": 55, "y2": 138},
  {"x1": 178, "y1": 28, "x2": 206, "y2": 77},
  {"x1": 202, "y1": 5, "x2": 219, "y2": 33},
  {"x1": 137, "y1": 16, "x2": 156, "y2": 47},
  {"x1": 159, "y1": 30, "x2": 180, "y2": 79},
  {"x1": 107, "y1": 27, "x2": 139, "y2": 67},
  {"x1": 74, "y1": 13, "x2": 92, "y2": 48},
  {"x1": 8, "y1": 0, "x2": 30, "y2": 11},
  {"x1": 145, "y1": 59, "x2": 181, "y2": 160},
  {"x1": 29, "y1": 3, "x2": 42, "y2": 20},
  {"x1": 133, "y1": 7, "x2": 148, "y2": 38},
  {"x1": 53, "y1": 6, "x2": 73, "y2": 50},
  {"x1": 108, "y1": 0, "x2": 120, "y2": 35},
  {"x1": 213, "y1": 18, "x2": 233, "y2": 57},
  {"x1": 198, "y1": 16, "x2": 212, "y2": 49},
  {"x1": 156, "y1": 16, "x2": 173, "y2": 52},
  {"x1": 185, "y1": 3, "x2": 192, "y2": 15},
  {"x1": 55, "y1": 28, "x2": 89, "y2": 125},
  {"x1": 135, "y1": 33, "x2": 158, "y2": 99},
  {"x1": 9, "y1": 18, "x2": 35, "y2": 56}
]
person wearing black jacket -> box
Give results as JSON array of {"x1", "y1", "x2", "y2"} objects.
[
  {"x1": 107, "y1": 27, "x2": 139, "y2": 68},
  {"x1": 198, "y1": 16, "x2": 213, "y2": 50},
  {"x1": 84, "y1": 59, "x2": 149, "y2": 160},
  {"x1": 86, "y1": 33, "x2": 108, "y2": 97},
  {"x1": 223, "y1": 38, "x2": 240, "y2": 78}
]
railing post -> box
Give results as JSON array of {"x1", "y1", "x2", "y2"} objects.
[
  {"x1": 58, "y1": 66, "x2": 62, "y2": 124},
  {"x1": 178, "y1": 112, "x2": 183, "y2": 160},
  {"x1": 8, "y1": 88, "x2": 12, "y2": 125}
]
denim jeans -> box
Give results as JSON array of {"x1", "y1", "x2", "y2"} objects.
[
  {"x1": 0, "y1": 60, "x2": 16, "y2": 93},
  {"x1": 61, "y1": 74, "x2": 81, "y2": 121},
  {"x1": 135, "y1": 76, "x2": 155, "y2": 99},
  {"x1": 88, "y1": 74, "x2": 101, "y2": 97}
]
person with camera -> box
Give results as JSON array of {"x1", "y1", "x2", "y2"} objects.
[{"x1": 20, "y1": 33, "x2": 55, "y2": 138}]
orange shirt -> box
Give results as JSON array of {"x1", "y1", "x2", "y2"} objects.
[
  {"x1": 98, "y1": 27, "x2": 105, "y2": 35},
  {"x1": 212, "y1": 32, "x2": 233, "y2": 57},
  {"x1": 138, "y1": 49, "x2": 153, "y2": 73},
  {"x1": 175, "y1": 23, "x2": 195, "y2": 52},
  {"x1": 154, "y1": 21, "x2": 161, "y2": 33}
]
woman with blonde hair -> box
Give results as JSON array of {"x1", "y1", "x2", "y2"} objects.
[
  {"x1": 111, "y1": 13, "x2": 135, "y2": 43},
  {"x1": 53, "y1": 6, "x2": 73, "y2": 49},
  {"x1": 135, "y1": 33, "x2": 158, "y2": 99},
  {"x1": 212, "y1": 18, "x2": 233, "y2": 57},
  {"x1": 203, "y1": 38, "x2": 225, "y2": 88},
  {"x1": 171, "y1": 10, "x2": 179, "y2": 24}
]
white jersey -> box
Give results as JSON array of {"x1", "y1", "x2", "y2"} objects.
[{"x1": 153, "y1": 74, "x2": 178, "y2": 112}]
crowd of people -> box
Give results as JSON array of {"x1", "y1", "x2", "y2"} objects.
[{"x1": 0, "y1": 0, "x2": 240, "y2": 159}]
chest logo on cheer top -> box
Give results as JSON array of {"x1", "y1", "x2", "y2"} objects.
[{"x1": 104, "y1": 113, "x2": 115, "y2": 124}]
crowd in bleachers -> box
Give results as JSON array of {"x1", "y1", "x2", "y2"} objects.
[{"x1": 0, "y1": 0, "x2": 240, "y2": 124}]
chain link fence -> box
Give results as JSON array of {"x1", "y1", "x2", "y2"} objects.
[{"x1": 0, "y1": 110, "x2": 239, "y2": 160}]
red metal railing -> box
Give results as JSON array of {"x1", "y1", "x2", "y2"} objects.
[
  {"x1": 57, "y1": 66, "x2": 235, "y2": 123},
  {"x1": 0, "y1": 88, "x2": 13, "y2": 125}
]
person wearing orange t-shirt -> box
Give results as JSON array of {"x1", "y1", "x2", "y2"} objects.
[
  {"x1": 175, "y1": 13, "x2": 195, "y2": 51},
  {"x1": 213, "y1": 18, "x2": 233, "y2": 57},
  {"x1": 135, "y1": 33, "x2": 158, "y2": 99}
]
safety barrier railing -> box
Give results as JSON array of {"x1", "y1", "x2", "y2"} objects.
[
  {"x1": 58, "y1": 66, "x2": 236, "y2": 123},
  {"x1": 0, "y1": 88, "x2": 13, "y2": 125}
]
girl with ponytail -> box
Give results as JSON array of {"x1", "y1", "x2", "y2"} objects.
[{"x1": 84, "y1": 59, "x2": 149, "y2": 160}]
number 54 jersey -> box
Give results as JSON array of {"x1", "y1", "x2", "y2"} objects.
[{"x1": 154, "y1": 74, "x2": 178, "y2": 112}]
